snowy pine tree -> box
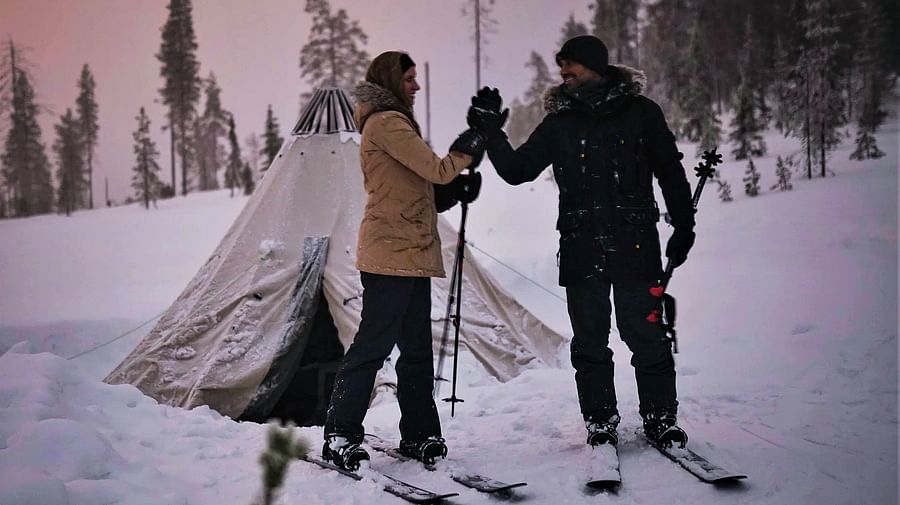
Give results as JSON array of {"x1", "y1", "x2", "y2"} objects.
[
  {"x1": 771, "y1": 155, "x2": 794, "y2": 191},
  {"x1": 261, "y1": 105, "x2": 283, "y2": 171},
  {"x1": 680, "y1": 15, "x2": 721, "y2": 155},
  {"x1": 713, "y1": 169, "x2": 733, "y2": 202},
  {"x1": 131, "y1": 107, "x2": 161, "y2": 210},
  {"x1": 243, "y1": 132, "x2": 261, "y2": 176},
  {"x1": 299, "y1": 0, "x2": 368, "y2": 99},
  {"x1": 849, "y1": 0, "x2": 888, "y2": 161},
  {"x1": 641, "y1": 0, "x2": 693, "y2": 129},
  {"x1": 224, "y1": 116, "x2": 242, "y2": 198},
  {"x1": 728, "y1": 15, "x2": 766, "y2": 160},
  {"x1": 743, "y1": 157, "x2": 761, "y2": 196},
  {"x1": 590, "y1": 0, "x2": 639, "y2": 66},
  {"x1": 196, "y1": 73, "x2": 228, "y2": 191},
  {"x1": 241, "y1": 162, "x2": 255, "y2": 196},
  {"x1": 559, "y1": 13, "x2": 589, "y2": 48},
  {"x1": 75, "y1": 64, "x2": 98, "y2": 209},
  {"x1": 53, "y1": 109, "x2": 86, "y2": 216},
  {"x1": 796, "y1": 0, "x2": 847, "y2": 178},
  {"x1": 506, "y1": 51, "x2": 553, "y2": 148},
  {"x1": 1, "y1": 45, "x2": 54, "y2": 217},
  {"x1": 157, "y1": 0, "x2": 201, "y2": 196}
]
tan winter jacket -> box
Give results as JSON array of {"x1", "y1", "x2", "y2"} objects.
[{"x1": 353, "y1": 82, "x2": 471, "y2": 277}]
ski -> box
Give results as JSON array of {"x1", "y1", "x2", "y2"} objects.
[
  {"x1": 303, "y1": 454, "x2": 459, "y2": 504},
  {"x1": 366, "y1": 436, "x2": 527, "y2": 495},
  {"x1": 648, "y1": 440, "x2": 747, "y2": 484},
  {"x1": 585, "y1": 442, "x2": 621, "y2": 489}
]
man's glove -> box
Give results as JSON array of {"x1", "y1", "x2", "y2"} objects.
[
  {"x1": 449, "y1": 128, "x2": 486, "y2": 169},
  {"x1": 450, "y1": 171, "x2": 482, "y2": 205},
  {"x1": 665, "y1": 228, "x2": 696, "y2": 268},
  {"x1": 466, "y1": 87, "x2": 509, "y2": 146}
]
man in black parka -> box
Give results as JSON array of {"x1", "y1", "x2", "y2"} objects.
[{"x1": 468, "y1": 35, "x2": 696, "y2": 448}]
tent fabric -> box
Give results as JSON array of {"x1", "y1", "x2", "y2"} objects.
[{"x1": 105, "y1": 89, "x2": 566, "y2": 421}]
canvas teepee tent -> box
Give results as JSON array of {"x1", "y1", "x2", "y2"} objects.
[{"x1": 105, "y1": 89, "x2": 565, "y2": 426}]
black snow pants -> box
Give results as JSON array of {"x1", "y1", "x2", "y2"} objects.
[
  {"x1": 324, "y1": 272, "x2": 441, "y2": 443},
  {"x1": 566, "y1": 273, "x2": 677, "y2": 422}
]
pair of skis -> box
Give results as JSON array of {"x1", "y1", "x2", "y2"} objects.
[
  {"x1": 303, "y1": 436, "x2": 526, "y2": 504},
  {"x1": 586, "y1": 437, "x2": 747, "y2": 489}
]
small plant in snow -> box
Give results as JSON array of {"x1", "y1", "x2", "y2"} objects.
[{"x1": 255, "y1": 424, "x2": 311, "y2": 505}]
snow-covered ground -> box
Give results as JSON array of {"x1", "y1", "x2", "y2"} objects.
[{"x1": 0, "y1": 115, "x2": 897, "y2": 505}]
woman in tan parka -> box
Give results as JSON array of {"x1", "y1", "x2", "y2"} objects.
[{"x1": 322, "y1": 51, "x2": 486, "y2": 471}]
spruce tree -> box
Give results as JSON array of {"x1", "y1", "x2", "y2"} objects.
[
  {"x1": 680, "y1": 15, "x2": 721, "y2": 155},
  {"x1": 1, "y1": 47, "x2": 54, "y2": 217},
  {"x1": 261, "y1": 105, "x2": 283, "y2": 171},
  {"x1": 157, "y1": 0, "x2": 201, "y2": 196},
  {"x1": 714, "y1": 170, "x2": 734, "y2": 202},
  {"x1": 53, "y1": 109, "x2": 86, "y2": 216},
  {"x1": 506, "y1": 51, "x2": 553, "y2": 148},
  {"x1": 299, "y1": 0, "x2": 369, "y2": 97},
  {"x1": 771, "y1": 155, "x2": 794, "y2": 191},
  {"x1": 131, "y1": 107, "x2": 161, "y2": 210},
  {"x1": 849, "y1": 0, "x2": 888, "y2": 161},
  {"x1": 559, "y1": 13, "x2": 589, "y2": 48},
  {"x1": 728, "y1": 15, "x2": 766, "y2": 160},
  {"x1": 743, "y1": 157, "x2": 761, "y2": 196},
  {"x1": 244, "y1": 132, "x2": 261, "y2": 175},
  {"x1": 590, "y1": 0, "x2": 639, "y2": 66},
  {"x1": 241, "y1": 162, "x2": 255, "y2": 196},
  {"x1": 75, "y1": 64, "x2": 98, "y2": 209},
  {"x1": 196, "y1": 73, "x2": 228, "y2": 191},
  {"x1": 792, "y1": 0, "x2": 846, "y2": 178},
  {"x1": 642, "y1": 0, "x2": 693, "y2": 131},
  {"x1": 224, "y1": 116, "x2": 242, "y2": 197}
]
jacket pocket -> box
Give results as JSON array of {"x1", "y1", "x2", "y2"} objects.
[{"x1": 556, "y1": 211, "x2": 601, "y2": 285}]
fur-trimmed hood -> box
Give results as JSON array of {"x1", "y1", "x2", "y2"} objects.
[
  {"x1": 543, "y1": 64, "x2": 647, "y2": 114},
  {"x1": 353, "y1": 81, "x2": 420, "y2": 135}
]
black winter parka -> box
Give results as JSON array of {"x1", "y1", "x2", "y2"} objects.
[{"x1": 487, "y1": 66, "x2": 695, "y2": 286}]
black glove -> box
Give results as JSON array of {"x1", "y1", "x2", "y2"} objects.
[
  {"x1": 466, "y1": 87, "x2": 509, "y2": 146},
  {"x1": 433, "y1": 183, "x2": 458, "y2": 213},
  {"x1": 665, "y1": 228, "x2": 696, "y2": 268},
  {"x1": 451, "y1": 171, "x2": 482, "y2": 205},
  {"x1": 449, "y1": 128, "x2": 486, "y2": 169},
  {"x1": 471, "y1": 86, "x2": 503, "y2": 112}
]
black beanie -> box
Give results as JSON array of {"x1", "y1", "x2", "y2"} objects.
[
  {"x1": 555, "y1": 35, "x2": 609, "y2": 75},
  {"x1": 399, "y1": 53, "x2": 416, "y2": 73}
]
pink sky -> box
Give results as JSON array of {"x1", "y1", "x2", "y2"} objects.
[{"x1": 1, "y1": 0, "x2": 590, "y2": 203}]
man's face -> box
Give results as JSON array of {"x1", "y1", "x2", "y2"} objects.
[
  {"x1": 403, "y1": 66, "x2": 420, "y2": 104},
  {"x1": 559, "y1": 59, "x2": 601, "y2": 89}
]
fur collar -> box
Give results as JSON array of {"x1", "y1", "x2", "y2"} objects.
[
  {"x1": 353, "y1": 81, "x2": 420, "y2": 135},
  {"x1": 543, "y1": 64, "x2": 647, "y2": 114}
]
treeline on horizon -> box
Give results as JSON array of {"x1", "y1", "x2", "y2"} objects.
[{"x1": 0, "y1": 0, "x2": 896, "y2": 219}]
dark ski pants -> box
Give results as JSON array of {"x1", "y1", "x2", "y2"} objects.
[
  {"x1": 324, "y1": 272, "x2": 441, "y2": 443},
  {"x1": 566, "y1": 274, "x2": 677, "y2": 422}
]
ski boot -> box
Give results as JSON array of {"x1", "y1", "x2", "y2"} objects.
[
  {"x1": 642, "y1": 408, "x2": 688, "y2": 448},
  {"x1": 586, "y1": 414, "x2": 621, "y2": 446},
  {"x1": 322, "y1": 434, "x2": 370, "y2": 471},
  {"x1": 398, "y1": 435, "x2": 448, "y2": 465}
]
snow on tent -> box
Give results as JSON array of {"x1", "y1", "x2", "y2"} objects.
[{"x1": 104, "y1": 88, "x2": 565, "y2": 426}]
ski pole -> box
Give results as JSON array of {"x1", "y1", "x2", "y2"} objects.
[
  {"x1": 648, "y1": 148, "x2": 723, "y2": 351},
  {"x1": 442, "y1": 198, "x2": 467, "y2": 416}
]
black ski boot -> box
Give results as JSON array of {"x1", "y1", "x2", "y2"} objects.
[
  {"x1": 322, "y1": 434, "x2": 370, "y2": 471},
  {"x1": 586, "y1": 414, "x2": 620, "y2": 446},
  {"x1": 398, "y1": 436, "x2": 448, "y2": 465},
  {"x1": 642, "y1": 408, "x2": 688, "y2": 448}
]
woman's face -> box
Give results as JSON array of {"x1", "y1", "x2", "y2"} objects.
[{"x1": 402, "y1": 66, "x2": 420, "y2": 104}]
